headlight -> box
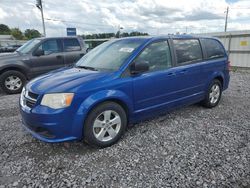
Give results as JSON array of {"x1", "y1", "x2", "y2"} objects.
[{"x1": 41, "y1": 93, "x2": 74, "y2": 109}]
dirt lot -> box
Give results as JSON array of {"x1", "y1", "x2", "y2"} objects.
[{"x1": 0, "y1": 72, "x2": 249, "y2": 187}]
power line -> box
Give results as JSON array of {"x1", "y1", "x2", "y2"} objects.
[
  {"x1": 230, "y1": 7, "x2": 250, "y2": 9},
  {"x1": 44, "y1": 18, "x2": 113, "y2": 28}
]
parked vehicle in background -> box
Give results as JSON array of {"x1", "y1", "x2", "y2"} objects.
[
  {"x1": 0, "y1": 44, "x2": 22, "y2": 53},
  {"x1": 0, "y1": 36, "x2": 87, "y2": 94},
  {"x1": 84, "y1": 39, "x2": 109, "y2": 52},
  {"x1": 20, "y1": 35, "x2": 230, "y2": 148}
]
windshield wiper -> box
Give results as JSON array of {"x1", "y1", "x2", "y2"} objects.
[{"x1": 76, "y1": 65, "x2": 98, "y2": 71}]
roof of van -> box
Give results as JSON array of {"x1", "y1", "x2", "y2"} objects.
[
  {"x1": 35, "y1": 36, "x2": 82, "y2": 40},
  {"x1": 35, "y1": 35, "x2": 218, "y2": 42},
  {"x1": 114, "y1": 34, "x2": 218, "y2": 41}
]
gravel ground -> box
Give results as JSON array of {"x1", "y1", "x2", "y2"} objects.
[{"x1": 0, "y1": 72, "x2": 250, "y2": 188}]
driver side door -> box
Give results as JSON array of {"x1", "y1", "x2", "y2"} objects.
[
  {"x1": 132, "y1": 40, "x2": 178, "y2": 114},
  {"x1": 30, "y1": 39, "x2": 64, "y2": 78}
]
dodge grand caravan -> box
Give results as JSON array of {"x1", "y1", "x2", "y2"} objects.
[{"x1": 20, "y1": 35, "x2": 230, "y2": 148}]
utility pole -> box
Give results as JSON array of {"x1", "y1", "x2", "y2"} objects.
[
  {"x1": 224, "y1": 6, "x2": 229, "y2": 32},
  {"x1": 36, "y1": 0, "x2": 46, "y2": 37},
  {"x1": 118, "y1": 25, "x2": 123, "y2": 38}
]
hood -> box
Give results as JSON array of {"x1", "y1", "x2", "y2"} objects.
[
  {"x1": 0, "y1": 52, "x2": 24, "y2": 62},
  {"x1": 26, "y1": 67, "x2": 114, "y2": 94}
]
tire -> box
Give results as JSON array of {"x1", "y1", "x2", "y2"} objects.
[
  {"x1": 84, "y1": 102, "x2": 127, "y2": 148},
  {"x1": 0, "y1": 70, "x2": 26, "y2": 94},
  {"x1": 202, "y1": 79, "x2": 222, "y2": 108}
]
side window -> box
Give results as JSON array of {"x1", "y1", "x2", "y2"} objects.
[
  {"x1": 38, "y1": 39, "x2": 61, "y2": 55},
  {"x1": 64, "y1": 38, "x2": 81, "y2": 52},
  {"x1": 173, "y1": 39, "x2": 203, "y2": 64},
  {"x1": 202, "y1": 39, "x2": 225, "y2": 59},
  {"x1": 134, "y1": 41, "x2": 172, "y2": 72}
]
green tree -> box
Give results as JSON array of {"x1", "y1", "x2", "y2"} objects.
[
  {"x1": 129, "y1": 31, "x2": 149, "y2": 36},
  {"x1": 121, "y1": 32, "x2": 129, "y2": 37},
  {"x1": 0, "y1": 24, "x2": 11, "y2": 34},
  {"x1": 24, "y1": 29, "x2": 41, "y2": 39},
  {"x1": 115, "y1": 31, "x2": 120, "y2": 38},
  {"x1": 11, "y1": 28, "x2": 24, "y2": 40}
]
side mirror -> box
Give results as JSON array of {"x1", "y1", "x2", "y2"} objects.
[
  {"x1": 34, "y1": 49, "x2": 44, "y2": 56},
  {"x1": 130, "y1": 61, "x2": 149, "y2": 75}
]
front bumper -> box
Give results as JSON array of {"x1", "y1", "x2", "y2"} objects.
[{"x1": 20, "y1": 104, "x2": 84, "y2": 143}]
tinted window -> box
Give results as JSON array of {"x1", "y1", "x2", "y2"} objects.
[
  {"x1": 134, "y1": 41, "x2": 172, "y2": 72},
  {"x1": 202, "y1": 39, "x2": 225, "y2": 59},
  {"x1": 38, "y1": 39, "x2": 61, "y2": 55},
  {"x1": 173, "y1": 39, "x2": 202, "y2": 64},
  {"x1": 64, "y1": 38, "x2": 81, "y2": 52}
]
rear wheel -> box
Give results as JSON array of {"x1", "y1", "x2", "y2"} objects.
[
  {"x1": 0, "y1": 70, "x2": 26, "y2": 94},
  {"x1": 202, "y1": 79, "x2": 222, "y2": 108},
  {"x1": 84, "y1": 102, "x2": 127, "y2": 148}
]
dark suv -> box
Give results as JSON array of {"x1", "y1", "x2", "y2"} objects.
[{"x1": 0, "y1": 36, "x2": 87, "y2": 94}]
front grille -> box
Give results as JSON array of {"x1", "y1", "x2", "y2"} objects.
[
  {"x1": 22, "y1": 89, "x2": 39, "y2": 109},
  {"x1": 26, "y1": 99, "x2": 36, "y2": 108},
  {"x1": 28, "y1": 91, "x2": 39, "y2": 100}
]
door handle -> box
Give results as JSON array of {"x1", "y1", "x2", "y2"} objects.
[
  {"x1": 167, "y1": 72, "x2": 175, "y2": 76},
  {"x1": 56, "y1": 55, "x2": 62, "y2": 59}
]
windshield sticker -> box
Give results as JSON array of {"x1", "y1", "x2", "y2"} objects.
[{"x1": 119, "y1": 47, "x2": 134, "y2": 53}]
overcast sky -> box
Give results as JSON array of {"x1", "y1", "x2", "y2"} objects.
[{"x1": 0, "y1": 0, "x2": 250, "y2": 36}]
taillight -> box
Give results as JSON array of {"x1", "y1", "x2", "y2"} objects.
[{"x1": 227, "y1": 60, "x2": 232, "y2": 71}]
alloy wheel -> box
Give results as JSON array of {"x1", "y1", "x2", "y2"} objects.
[
  {"x1": 93, "y1": 110, "x2": 121, "y2": 142},
  {"x1": 209, "y1": 84, "x2": 220, "y2": 104}
]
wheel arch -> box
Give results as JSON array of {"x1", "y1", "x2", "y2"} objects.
[
  {"x1": 0, "y1": 66, "x2": 28, "y2": 79},
  {"x1": 75, "y1": 89, "x2": 133, "y2": 138},
  {"x1": 214, "y1": 75, "x2": 224, "y2": 88},
  {"x1": 82, "y1": 94, "x2": 132, "y2": 120},
  {"x1": 206, "y1": 71, "x2": 225, "y2": 91}
]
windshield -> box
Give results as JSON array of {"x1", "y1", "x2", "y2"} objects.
[
  {"x1": 76, "y1": 39, "x2": 145, "y2": 71},
  {"x1": 16, "y1": 38, "x2": 41, "y2": 54}
]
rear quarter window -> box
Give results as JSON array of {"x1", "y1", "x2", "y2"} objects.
[
  {"x1": 202, "y1": 39, "x2": 226, "y2": 59},
  {"x1": 63, "y1": 38, "x2": 81, "y2": 52},
  {"x1": 173, "y1": 39, "x2": 203, "y2": 65}
]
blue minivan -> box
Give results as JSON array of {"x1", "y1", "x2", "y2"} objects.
[{"x1": 20, "y1": 35, "x2": 230, "y2": 147}]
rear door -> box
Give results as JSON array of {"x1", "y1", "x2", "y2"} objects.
[
  {"x1": 30, "y1": 39, "x2": 64, "y2": 77},
  {"x1": 199, "y1": 38, "x2": 227, "y2": 88},
  {"x1": 170, "y1": 38, "x2": 205, "y2": 103},
  {"x1": 63, "y1": 38, "x2": 85, "y2": 66}
]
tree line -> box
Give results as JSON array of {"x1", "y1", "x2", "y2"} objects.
[
  {"x1": 1, "y1": 23, "x2": 149, "y2": 40},
  {"x1": 82, "y1": 31, "x2": 149, "y2": 39},
  {"x1": 0, "y1": 24, "x2": 41, "y2": 40}
]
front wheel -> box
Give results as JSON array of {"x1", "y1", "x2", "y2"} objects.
[
  {"x1": 202, "y1": 79, "x2": 222, "y2": 108},
  {"x1": 0, "y1": 70, "x2": 26, "y2": 94},
  {"x1": 83, "y1": 102, "x2": 127, "y2": 148}
]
